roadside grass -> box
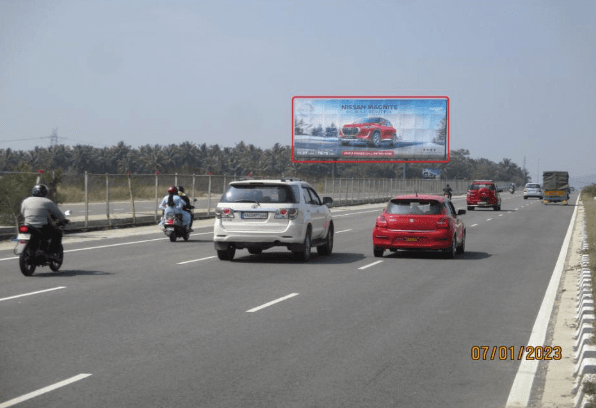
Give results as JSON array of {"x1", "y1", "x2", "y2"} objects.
[{"x1": 581, "y1": 185, "x2": 596, "y2": 408}]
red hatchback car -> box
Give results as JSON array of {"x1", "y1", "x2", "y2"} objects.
[
  {"x1": 339, "y1": 117, "x2": 398, "y2": 147},
  {"x1": 466, "y1": 180, "x2": 501, "y2": 211},
  {"x1": 372, "y1": 195, "x2": 466, "y2": 258}
]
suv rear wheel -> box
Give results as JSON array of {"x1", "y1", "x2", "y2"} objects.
[
  {"x1": 293, "y1": 228, "x2": 311, "y2": 262},
  {"x1": 317, "y1": 223, "x2": 333, "y2": 256},
  {"x1": 217, "y1": 245, "x2": 236, "y2": 261}
]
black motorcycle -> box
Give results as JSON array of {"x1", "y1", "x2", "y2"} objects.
[
  {"x1": 15, "y1": 219, "x2": 69, "y2": 276},
  {"x1": 509, "y1": 185, "x2": 515, "y2": 194}
]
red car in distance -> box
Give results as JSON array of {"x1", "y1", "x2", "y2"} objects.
[
  {"x1": 466, "y1": 180, "x2": 501, "y2": 211},
  {"x1": 339, "y1": 117, "x2": 398, "y2": 147},
  {"x1": 372, "y1": 195, "x2": 466, "y2": 258}
]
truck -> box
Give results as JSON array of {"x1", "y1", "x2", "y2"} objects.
[{"x1": 542, "y1": 171, "x2": 570, "y2": 205}]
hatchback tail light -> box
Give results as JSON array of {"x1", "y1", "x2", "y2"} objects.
[
  {"x1": 215, "y1": 207, "x2": 234, "y2": 219},
  {"x1": 436, "y1": 217, "x2": 450, "y2": 229},
  {"x1": 19, "y1": 225, "x2": 29, "y2": 233},
  {"x1": 275, "y1": 208, "x2": 299, "y2": 220},
  {"x1": 376, "y1": 215, "x2": 388, "y2": 229}
]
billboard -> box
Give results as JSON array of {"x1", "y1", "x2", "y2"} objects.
[{"x1": 292, "y1": 96, "x2": 449, "y2": 163}]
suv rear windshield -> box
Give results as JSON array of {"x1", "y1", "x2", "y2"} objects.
[
  {"x1": 386, "y1": 199, "x2": 443, "y2": 215},
  {"x1": 219, "y1": 184, "x2": 300, "y2": 204},
  {"x1": 526, "y1": 184, "x2": 541, "y2": 188},
  {"x1": 468, "y1": 184, "x2": 495, "y2": 190}
]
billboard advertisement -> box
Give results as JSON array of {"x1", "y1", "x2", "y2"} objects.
[{"x1": 292, "y1": 96, "x2": 449, "y2": 163}]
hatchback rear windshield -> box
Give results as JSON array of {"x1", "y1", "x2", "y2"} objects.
[
  {"x1": 386, "y1": 200, "x2": 443, "y2": 215},
  {"x1": 526, "y1": 184, "x2": 541, "y2": 188},
  {"x1": 468, "y1": 184, "x2": 495, "y2": 190},
  {"x1": 219, "y1": 184, "x2": 300, "y2": 204}
]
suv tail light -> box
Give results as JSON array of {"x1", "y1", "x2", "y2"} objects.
[
  {"x1": 215, "y1": 207, "x2": 234, "y2": 219},
  {"x1": 436, "y1": 217, "x2": 450, "y2": 229},
  {"x1": 19, "y1": 225, "x2": 29, "y2": 233},
  {"x1": 275, "y1": 208, "x2": 298, "y2": 220},
  {"x1": 376, "y1": 215, "x2": 388, "y2": 229}
]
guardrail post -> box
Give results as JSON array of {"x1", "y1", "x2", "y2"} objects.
[
  {"x1": 84, "y1": 171, "x2": 88, "y2": 228},
  {"x1": 127, "y1": 172, "x2": 136, "y2": 225}
]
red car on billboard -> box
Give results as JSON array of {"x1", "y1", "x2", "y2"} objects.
[
  {"x1": 339, "y1": 117, "x2": 399, "y2": 147},
  {"x1": 372, "y1": 195, "x2": 466, "y2": 258}
]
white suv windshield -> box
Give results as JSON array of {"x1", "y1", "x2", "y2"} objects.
[{"x1": 219, "y1": 184, "x2": 300, "y2": 204}]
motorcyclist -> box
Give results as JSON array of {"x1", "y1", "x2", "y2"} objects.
[
  {"x1": 20, "y1": 184, "x2": 67, "y2": 257},
  {"x1": 509, "y1": 183, "x2": 515, "y2": 193},
  {"x1": 177, "y1": 186, "x2": 194, "y2": 231},
  {"x1": 158, "y1": 186, "x2": 191, "y2": 230},
  {"x1": 443, "y1": 184, "x2": 453, "y2": 200}
]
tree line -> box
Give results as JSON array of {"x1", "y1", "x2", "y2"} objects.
[{"x1": 0, "y1": 142, "x2": 530, "y2": 184}]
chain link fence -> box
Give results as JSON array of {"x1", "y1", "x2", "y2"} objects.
[{"x1": 1, "y1": 171, "x2": 514, "y2": 230}]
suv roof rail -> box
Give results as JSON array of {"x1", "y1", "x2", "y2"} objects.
[{"x1": 280, "y1": 178, "x2": 302, "y2": 182}]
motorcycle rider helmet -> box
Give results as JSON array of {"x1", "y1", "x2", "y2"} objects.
[
  {"x1": 32, "y1": 184, "x2": 49, "y2": 197},
  {"x1": 168, "y1": 186, "x2": 178, "y2": 195},
  {"x1": 177, "y1": 186, "x2": 185, "y2": 193}
]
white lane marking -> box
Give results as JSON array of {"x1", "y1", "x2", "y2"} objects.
[
  {"x1": 334, "y1": 209, "x2": 383, "y2": 217},
  {"x1": 471, "y1": 224, "x2": 478, "y2": 227},
  {"x1": 0, "y1": 373, "x2": 92, "y2": 408},
  {"x1": 359, "y1": 260, "x2": 383, "y2": 270},
  {"x1": 508, "y1": 211, "x2": 512, "y2": 214},
  {"x1": 0, "y1": 287, "x2": 66, "y2": 302},
  {"x1": 246, "y1": 293, "x2": 299, "y2": 313},
  {"x1": 336, "y1": 229, "x2": 353, "y2": 233},
  {"x1": 486, "y1": 218, "x2": 492, "y2": 221},
  {"x1": 177, "y1": 256, "x2": 216, "y2": 265},
  {"x1": 499, "y1": 214, "x2": 504, "y2": 216},
  {"x1": 515, "y1": 208, "x2": 519, "y2": 210},
  {"x1": 506, "y1": 194, "x2": 579, "y2": 407}
]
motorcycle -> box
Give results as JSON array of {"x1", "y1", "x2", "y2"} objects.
[
  {"x1": 443, "y1": 192, "x2": 452, "y2": 200},
  {"x1": 509, "y1": 186, "x2": 515, "y2": 194},
  {"x1": 15, "y1": 219, "x2": 69, "y2": 276},
  {"x1": 162, "y1": 212, "x2": 190, "y2": 242}
]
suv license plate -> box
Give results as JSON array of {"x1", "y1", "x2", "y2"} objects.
[
  {"x1": 242, "y1": 212, "x2": 268, "y2": 219},
  {"x1": 479, "y1": 202, "x2": 487, "y2": 205}
]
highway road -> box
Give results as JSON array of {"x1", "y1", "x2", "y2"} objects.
[{"x1": 0, "y1": 192, "x2": 576, "y2": 407}]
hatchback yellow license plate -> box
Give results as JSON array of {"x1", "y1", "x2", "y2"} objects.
[{"x1": 406, "y1": 237, "x2": 418, "y2": 242}]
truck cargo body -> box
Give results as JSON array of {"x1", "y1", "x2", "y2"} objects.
[{"x1": 542, "y1": 171, "x2": 570, "y2": 204}]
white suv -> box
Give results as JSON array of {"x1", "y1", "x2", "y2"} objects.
[{"x1": 213, "y1": 179, "x2": 334, "y2": 262}]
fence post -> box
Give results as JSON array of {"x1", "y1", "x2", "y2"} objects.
[
  {"x1": 332, "y1": 177, "x2": 336, "y2": 203},
  {"x1": 338, "y1": 178, "x2": 342, "y2": 206},
  {"x1": 84, "y1": 171, "x2": 88, "y2": 229},
  {"x1": 105, "y1": 173, "x2": 111, "y2": 226},
  {"x1": 127, "y1": 172, "x2": 136, "y2": 225},
  {"x1": 324, "y1": 178, "x2": 327, "y2": 196},
  {"x1": 175, "y1": 172, "x2": 178, "y2": 186},
  {"x1": 207, "y1": 175, "x2": 212, "y2": 217},
  {"x1": 351, "y1": 178, "x2": 354, "y2": 205},
  {"x1": 155, "y1": 172, "x2": 159, "y2": 223}
]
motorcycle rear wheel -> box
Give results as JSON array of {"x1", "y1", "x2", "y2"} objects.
[
  {"x1": 169, "y1": 232, "x2": 177, "y2": 242},
  {"x1": 49, "y1": 245, "x2": 64, "y2": 272},
  {"x1": 19, "y1": 247, "x2": 36, "y2": 276}
]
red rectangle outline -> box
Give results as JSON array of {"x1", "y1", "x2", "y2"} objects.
[{"x1": 291, "y1": 95, "x2": 450, "y2": 164}]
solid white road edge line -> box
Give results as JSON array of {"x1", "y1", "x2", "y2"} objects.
[
  {"x1": 177, "y1": 256, "x2": 217, "y2": 265},
  {"x1": 471, "y1": 224, "x2": 478, "y2": 227},
  {"x1": 359, "y1": 260, "x2": 383, "y2": 270},
  {"x1": 0, "y1": 373, "x2": 92, "y2": 408},
  {"x1": 246, "y1": 293, "x2": 299, "y2": 313},
  {"x1": 0, "y1": 286, "x2": 66, "y2": 302},
  {"x1": 336, "y1": 229, "x2": 353, "y2": 233},
  {"x1": 505, "y1": 194, "x2": 579, "y2": 407}
]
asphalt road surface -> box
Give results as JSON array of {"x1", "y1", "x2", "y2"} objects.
[{"x1": 0, "y1": 192, "x2": 576, "y2": 407}]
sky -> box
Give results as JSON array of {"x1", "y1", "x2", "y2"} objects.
[{"x1": 1, "y1": 0, "x2": 595, "y2": 183}]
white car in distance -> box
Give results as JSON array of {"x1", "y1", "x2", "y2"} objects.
[{"x1": 213, "y1": 179, "x2": 334, "y2": 262}]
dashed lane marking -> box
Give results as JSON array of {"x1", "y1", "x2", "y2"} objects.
[
  {"x1": 359, "y1": 260, "x2": 383, "y2": 270},
  {"x1": 246, "y1": 293, "x2": 299, "y2": 313},
  {"x1": 0, "y1": 286, "x2": 66, "y2": 303},
  {"x1": 0, "y1": 374, "x2": 92, "y2": 408}
]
